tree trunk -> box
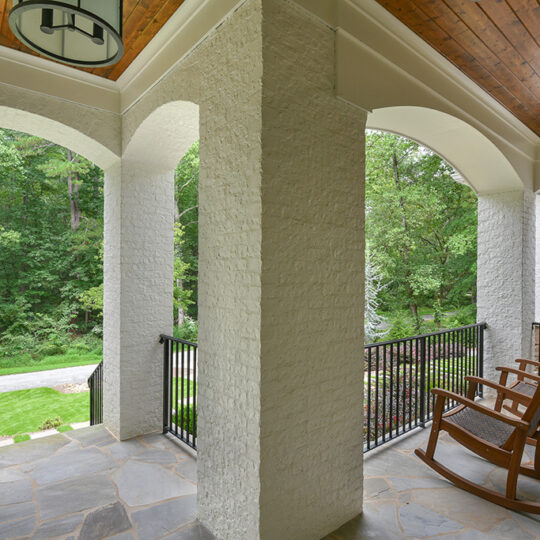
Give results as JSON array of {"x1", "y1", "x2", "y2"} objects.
[{"x1": 66, "y1": 149, "x2": 82, "y2": 231}]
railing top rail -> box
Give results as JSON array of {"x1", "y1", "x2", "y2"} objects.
[
  {"x1": 159, "y1": 334, "x2": 198, "y2": 347},
  {"x1": 87, "y1": 360, "x2": 103, "y2": 385},
  {"x1": 533, "y1": 322, "x2": 540, "y2": 327},
  {"x1": 365, "y1": 322, "x2": 487, "y2": 349}
]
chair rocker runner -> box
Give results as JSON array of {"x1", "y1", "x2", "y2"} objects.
[{"x1": 415, "y1": 375, "x2": 540, "y2": 514}]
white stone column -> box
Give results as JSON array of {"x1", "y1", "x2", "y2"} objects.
[
  {"x1": 477, "y1": 190, "x2": 535, "y2": 384},
  {"x1": 103, "y1": 160, "x2": 174, "y2": 440},
  {"x1": 197, "y1": 1, "x2": 365, "y2": 538}
]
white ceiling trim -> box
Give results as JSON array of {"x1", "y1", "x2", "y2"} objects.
[{"x1": 293, "y1": 0, "x2": 539, "y2": 148}]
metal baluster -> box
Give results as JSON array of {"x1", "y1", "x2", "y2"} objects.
[
  {"x1": 193, "y1": 344, "x2": 198, "y2": 448},
  {"x1": 382, "y1": 344, "x2": 387, "y2": 442},
  {"x1": 367, "y1": 347, "x2": 372, "y2": 450},
  {"x1": 375, "y1": 346, "x2": 380, "y2": 447},
  {"x1": 187, "y1": 344, "x2": 191, "y2": 446}
]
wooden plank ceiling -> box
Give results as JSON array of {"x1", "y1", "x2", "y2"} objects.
[
  {"x1": 0, "y1": 0, "x2": 185, "y2": 80},
  {"x1": 376, "y1": 0, "x2": 540, "y2": 136},
  {"x1": 0, "y1": 1, "x2": 538, "y2": 136}
]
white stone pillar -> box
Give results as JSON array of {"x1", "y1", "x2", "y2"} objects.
[
  {"x1": 197, "y1": 1, "x2": 365, "y2": 538},
  {"x1": 477, "y1": 190, "x2": 535, "y2": 384},
  {"x1": 103, "y1": 160, "x2": 174, "y2": 440}
]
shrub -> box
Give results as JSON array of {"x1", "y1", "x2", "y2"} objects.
[
  {"x1": 39, "y1": 416, "x2": 63, "y2": 430},
  {"x1": 173, "y1": 318, "x2": 198, "y2": 342}
]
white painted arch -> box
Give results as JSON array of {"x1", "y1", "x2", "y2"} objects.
[
  {"x1": 367, "y1": 106, "x2": 523, "y2": 195},
  {"x1": 122, "y1": 101, "x2": 199, "y2": 172},
  {"x1": 0, "y1": 105, "x2": 119, "y2": 170}
]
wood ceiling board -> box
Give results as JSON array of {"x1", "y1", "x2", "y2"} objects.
[
  {"x1": 507, "y1": 0, "x2": 540, "y2": 43},
  {"x1": 0, "y1": 0, "x2": 186, "y2": 80},
  {"x1": 376, "y1": 0, "x2": 540, "y2": 136}
]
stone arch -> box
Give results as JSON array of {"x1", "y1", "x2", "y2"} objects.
[
  {"x1": 122, "y1": 100, "x2": 199, "y2": 172},
  {"x1": 367, "y1": 106, "x2": 523, "y2": 195},
  {"x1": 0, "y1": 105, "x2": 119, "y2": 170}
]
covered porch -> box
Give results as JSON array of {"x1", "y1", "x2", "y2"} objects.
[
  {"x1": 0, "y1": 0, "x2": 539, "y2": 538},
  {"x1": 2, "y1": 422, "x2": 540, "y2": 539}
]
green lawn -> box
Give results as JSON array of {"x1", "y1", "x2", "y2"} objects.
[
  {"x1": 0, "y1": 350, "x2": 101, "y2": 376},
  {"x1": 171, "y1": 377, "x2": 197, "y2": 404},
  {"x1": 0, "y1": 387, "x2": 89, "y2": 436}
]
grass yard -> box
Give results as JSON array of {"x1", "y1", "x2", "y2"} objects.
[
  {"x1": 0, "y1": 387, "x2": 89, "y2": 436},
  {"x1": 0, "y1": 350, "x2": 101, "y2": 376},
  {"x1": 171, "y1": 377, "x2": 197, "y2": 403}
]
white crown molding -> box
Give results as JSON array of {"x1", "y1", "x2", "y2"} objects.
[
  {"x1": 0, "y1": 0, "x2": 244, "y2": 115},
  {"x1": 0, "y1": 45, "x2": 120, "y2": 113},
  {"x1": 117, "y1": 0, "x2": 246, "y2": 114},
  {"x1": 294, "y1": 0, "x2": 539, "y2": 149}
]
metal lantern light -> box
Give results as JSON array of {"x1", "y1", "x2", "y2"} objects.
[{"x1": 9, "y1": 1, "x2": 123, "y2": 67}]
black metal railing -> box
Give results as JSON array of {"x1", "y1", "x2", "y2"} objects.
[
  {"x1": 88, "y1": 361, "x2": 103, "y2": 425},
  {"x1": 160, "y1": 335, "x2": 198, "y2": 450},
  {"x1": 364, "y1": 322, "x2": 486, "y2": 453}
]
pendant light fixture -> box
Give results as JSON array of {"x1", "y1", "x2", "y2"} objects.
[{"x1": 9, "y1": 1, "x2": 124, "y2": 67}]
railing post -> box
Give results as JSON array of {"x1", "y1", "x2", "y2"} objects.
[
  {"x1": 162, "y1": 336, "x2": 169, "y2": 434},
  {"x1": 419, "y1": 336, "x2": 427, "y2": 428},
  {"x1": 478, "y1": 323, "x2": 485, "y2": 398}
]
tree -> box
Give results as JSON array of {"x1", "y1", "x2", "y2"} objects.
[
  {"x1": 174, "y1": 141, "x2": 199, "y2": 325},
  {"x1": 364, "y1": 252, "x2": 387, "y2": 343},
  {"x1": 365, "y1": 131, "x2": 477, "y2": 329},
  {"x1": 0, "y1": 128, "x2": 104, "y2": 351}
]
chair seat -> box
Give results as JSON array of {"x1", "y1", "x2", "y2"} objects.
[
  {"x1": 446, "y1": 406, "x2": 514, "y2": 447},
  {"x1": 515, "y1": 381, "x2": 536, "y2": 397}
]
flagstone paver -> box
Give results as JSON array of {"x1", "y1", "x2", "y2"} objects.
[
  {"x1": 326, "y1": 422, "x2": 540, "y2": 539},
  {"x1": 0, "y1": 426, "x2": 200, "y2": 539},
  {"x1": 3, "y1": 420, "x2": 540, "y2": 539}
]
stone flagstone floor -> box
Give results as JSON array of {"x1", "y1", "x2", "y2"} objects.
[
  {"x1": 326, "y1": 427, "x2": 540, "y2": 539},
  {"x1": 0, "y1": 425, "x2": 209, "y2": 539},
  {"x1": 3, "y1": 423, "x2": 540, "y2": 539}
]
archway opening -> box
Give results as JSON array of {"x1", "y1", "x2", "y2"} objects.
[{"x1": 0, "y1": 126, "x2": 105, "y2": 441}]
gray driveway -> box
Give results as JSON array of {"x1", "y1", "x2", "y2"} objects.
[{"x1": 0, "y1": 364, "x2": 98, "y2": 393}]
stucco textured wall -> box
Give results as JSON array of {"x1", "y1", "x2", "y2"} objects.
[
  {"x1": 125, "y1": 0, "x2": 365, "y2": 537},
  {"x1": 258, "y1": 1, "x2": 365, "y2": 539},
  {"x1": 0, "y1": 84, "x2": 120, "y2": 168},
  {"x1": 477, "y1": 190, "x2": 535, "y2": 383},
  {"x1": 103, "y1": 160, "x2": 175, "y2": 440}
]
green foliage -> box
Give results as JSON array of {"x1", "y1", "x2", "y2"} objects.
[
  {"x1": 0, "y1": 128, "x2": 104, "y2": 359},
  {"x1": 443, "y1": 304, "x2": 476, "y2": 328},
  {"x1": 174, "y1": 142, "x2": 199, "y2": 321},
  {"x1": 366, "y1": 131, "x2": 477, "y2": 324},
  {"x1": 0, "y1": 332, "x2": 101, "y2": 376},
  {"x1": 0, "y1": 387, "x2": 89, "y2": 436},
  {"x1": 38, "y1": 416, "x2": 63, "y2": 430},
  {"x1": 14, "y1": 434, "x2": 30, "y2": 443},
  {"x1": 173, "y1": 319, "x2": 198, "y2": 342},
  {"x1": 384, "y1": 314, "x2": 418, "y2": 341}
]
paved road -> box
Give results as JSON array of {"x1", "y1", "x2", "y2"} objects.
[{"x1": 0, "y1": 364, "x2": 98, "y2": 393}]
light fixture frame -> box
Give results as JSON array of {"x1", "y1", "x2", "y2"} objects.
[{"x1": 8, "y1": 0, "x2": 124, "y2": 67}]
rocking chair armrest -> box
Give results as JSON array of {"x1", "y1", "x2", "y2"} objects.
[
  {"x1": 464, "y1": 376, "x2": 531, "y2": 403},
  {"x1": 514, "y1": 358, "x2": 540, "y2": 369},
  {"x1": 431, "y1": 388, "x2": 529, "y2": 431},
  {"x1": 496, "y1": 366, "x2": 540, "y2": 384}
]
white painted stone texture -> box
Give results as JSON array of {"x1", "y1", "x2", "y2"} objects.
[
  {"x1": 121, "y1": 0, "x2": 365, "y2": 538},
  {"x1": 477, "y1": 190, "x2": 535, "y2": 383},
  {"x1": 103, "y1": 160, "x2": 175, "y2": 440},
  {"x1": 258, "y1": 2, "x2": 365, "y2": 539}
]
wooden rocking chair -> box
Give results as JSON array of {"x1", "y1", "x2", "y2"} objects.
[
  {"x1": 494, "y1": 359, "x2": 540, "y2": 417},
  {"x1": 415, "y1": 375, "x2": 540, "y2": 513}
]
